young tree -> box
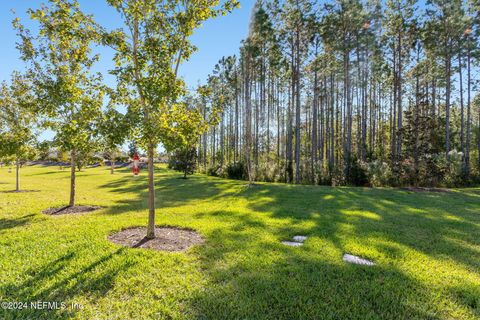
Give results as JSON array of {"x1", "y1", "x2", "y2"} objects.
[
  {"x1": 15, "y1": 0, "x2": 105, "y2": 207},
  {"x1": 0, "y1": 73, "x2": 37, "y2": 192},
  {"x1": 167, "y1": 97, "x2": 208, "y2": 180},
  {"x1": 127, "y1": 141, "x2": 138, "y2": 158},
  {"x1": 102, "y1": 0, "x2": 238, "y2": 239},
  {"x1": 74, "y1": 138, "x2": 102, "y2": 172},
  {"x1": 99, "y1": 103, "x2": 130, "y2": 174},
  {"x1": 169, "y1": 147, "x2": 197, "y2": 179}
]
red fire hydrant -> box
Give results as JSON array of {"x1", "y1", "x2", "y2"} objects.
[{"x1": 132, "y1": 152, "x2": 140, "y2": 175}]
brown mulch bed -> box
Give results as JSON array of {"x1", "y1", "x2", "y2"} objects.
[
  {"x1": 400, "y1": 187, "x2": 451, "y2": 193},
  {"x1": 42, "y1": 205, "x2": 102, "y2": 215},
  {"x1": 108, "y1": 226, "x2": 204, "y2": 252}
]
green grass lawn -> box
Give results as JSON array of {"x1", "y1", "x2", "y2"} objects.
[{"x1": 0, "y1": 164, "x2": 479, "y2": 319}]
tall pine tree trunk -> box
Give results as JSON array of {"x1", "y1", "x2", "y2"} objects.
[
  {"x1": 466, "y1": 41, "x2": 471, "y2": 175},
  {"x1": 294, "y1": 27, "x2": 301, "y2": 184},
  {"x1": 244, "y1": 53, "x2": 253, "y2": 185},
  {"x1": 397, "y1": 35, "x2": 403, "y2": 158},
  {"x1": 459, "y1": 53, "x2": 465, "y2": 160},
  {"x1": 344, "y1": 49, "x2": 352, "y2": 178},
  {"x1": 329, "y1": 74, "x2": 335, "y2": 173},
  {"x1": 234, "y1": 76, "x2": 239, "y2": 164},
  {"x1": 445, "y1": 54, "x2": 451, "y2": 157},
  {"x1": 286, "y1": 40, "x2": 294, "y2": 184},
  {"x1": 311, "y1": 56, "x2": 318, "y2": 181}
]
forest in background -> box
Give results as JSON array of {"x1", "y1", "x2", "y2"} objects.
[{"x1": 187, "y1": 0, "x2": 480, "y2": 187}]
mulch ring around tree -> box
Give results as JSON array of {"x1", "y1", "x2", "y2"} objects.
[
  {"x1": 42, "y1": 205, "x2": 102, "y2": 215},
  {"x1": 108, "y1": 226, "x2": 205, "y2": 252},
  {"x1": 400, "y1": 187, "x2": 451, "y2": 193}
]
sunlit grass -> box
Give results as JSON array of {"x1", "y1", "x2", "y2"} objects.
[{"x1": 0, "y1": 164, "x2": 479, "y2": 319}]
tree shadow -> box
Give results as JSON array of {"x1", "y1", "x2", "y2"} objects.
[
  {"x1": 0, "y1": 248, "x2": 136, "y2": 319},
  {"x1": 99, "y1": 169, "x2": 479, "y2": 272},
  {"x1": 93, "y1": 169, "x2": 479, "y2": 317},
  {"x1": 0, "y1": 190, "x2": 41, "y2": 193},
  {"x1": 241, "y1": 184, "x2": 480, "y2": 273},
  {"x1": 0, "y1": 214, "x2": 35, "y2": 232},
  {"x1": 186, "y1": 226, "x2": 455, "y2": 319},
  {"x1": 29, "y1": 171, "x2": 66, "y2": 176},
  {"x1": 98, "y1": 170, "x2": 240, "y2": 215},
  {"x1": 448, "y1": 281, "x2": 480, "y2": 317},
  {"x1": 182, "y1": 180, "x2": 479, "y2": 318}
]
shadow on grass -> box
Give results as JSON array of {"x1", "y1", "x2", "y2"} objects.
[
  {"x1": 95, "y1": 168, "x2": 479, "y2": 317},
  {"x1": 0, "y1": 214, "x2": 35, "y2": 232},
  {"x1": 0, "y1": 248, "x2": 135, "y2": 319},
  {"x1": 240, "y1": 184, "x2": 480, "y2": 271},
  {"x1": 192, "y1": 214, "x2": 441, "y2": 318},
  {"x1": 28, "y1": 170, "x2": 66, "y2": 176},
  {"x1": 188, "y1": 245, "x2": 441, "y2": 319},
  {"x1": 185, "y1": 207, "x2": 479, "y2": 319},
  {"x1": 98, "y1": 169, "x2": 239, "y2": 215},
  {"x1": 99, "y1": 168, "x2": 479, "y2": 271},
  {"x1": 0, "y1": 190, "x2": 40, "y2": 194}
]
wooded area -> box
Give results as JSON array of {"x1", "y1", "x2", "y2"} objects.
[{"x1": 195, "y1": 0, "x2": 480, "y2": 187}]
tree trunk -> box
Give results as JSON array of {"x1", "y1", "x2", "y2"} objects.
[
  {"x1": 286, "y1": 39, "x2": 295, "y2": 184},
  {"x1": 311, "y1": 44, "x2": 319, "y2": 182},
  {"x1": 397, "y1": 34, "x2": 403, "y2": 158},
  {"x1": 111, "y1": 151, "x2": 115, "y2": 174},
  {"x1": 459, "y1": 53, "x2": 465, "y2": 159},
  {"x1": 294, "y1": 26, "x2": 301, "y2": 184},
  {"x1": 146, "y1": 144, "x2": 156, "y2": 239},
  {"x1": 466, "y1": 41, "x2": 471, "y2": 175},
  {"x1": 445, "y1": 54, "x2": 451, "y2": 156},
  {"x1": 244, "y1": 53, "x2": 253, "y2": 185},
  {"x1": 69, "y1": 150, "x2": 76, "y2": 207},
  {"x1": 234, "y1": 75, "x2": 239, "y2": 164},
  {"x1": 15, "y1": 158, "x2": 20, "y2": 192},
  {"x1": 344, "y1": 48, "x2": 352, "y2": 178},
  {"x1": 329, "y1": 74, "x2": 335, "y2": 173}
]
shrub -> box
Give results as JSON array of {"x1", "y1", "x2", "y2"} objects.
[
  {"x1": 256, "y1": 161, "x2": 281, "y2": 182},
  {"x1": 345, "y1": 156, "x2": 368, "y2": 186},
  {"x1": 365, "y1": 160, "x2": 392, "y2": 187},
  {"x1": 397, "y1": 158, "x2": 417, "y2": 187},
  {"x1": 207, "y1": 165, "x2": 220, "y2": 177},
  {"x1": 168, "y1": 147, "x2": 197, "y2": 178},
  {"x1": 225, "y1": 162, "x2": 247, "y2": 180},
  {"x1": 442, "y1": 150, "x2": 464, "y2": 187}
]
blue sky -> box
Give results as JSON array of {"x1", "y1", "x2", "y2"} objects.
[
  {"x1": 0, "y1": 0, "x2": 255, "y2": 90},
  {"x1": 0, "y1": 0, "x2": 254, "y2": 146}
]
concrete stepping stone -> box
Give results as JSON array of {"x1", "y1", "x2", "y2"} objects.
[
  {"x1": 343, "y1": 254, "x2": 375, "y2": 266},
  {"x1": 292, "y1": 235, "x2": 307, "y2": 242},
  {"x1": 281, "y1": 241, "x2": 303, "y2": 247}
]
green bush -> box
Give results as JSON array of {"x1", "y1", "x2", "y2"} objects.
[
  {"x1": 225, "y1": 162, "x2": 247, "y2": 180},
  {"x1": 169, "y1": 148, "x2": 197, "y2": 178},
  {"x1": 365, "y1": 160, "x2": 392, "y2": 187},
  {"x1": 207, "y1": 165, "x2": 220, "y2": 177},
  {"x1": 345, "y1": 156, "x2": 368, "y2": 186}
]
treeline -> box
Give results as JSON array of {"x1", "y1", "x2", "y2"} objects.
[{"x1": 195, "y1": 0, "x2": 480, "y2": 187}]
